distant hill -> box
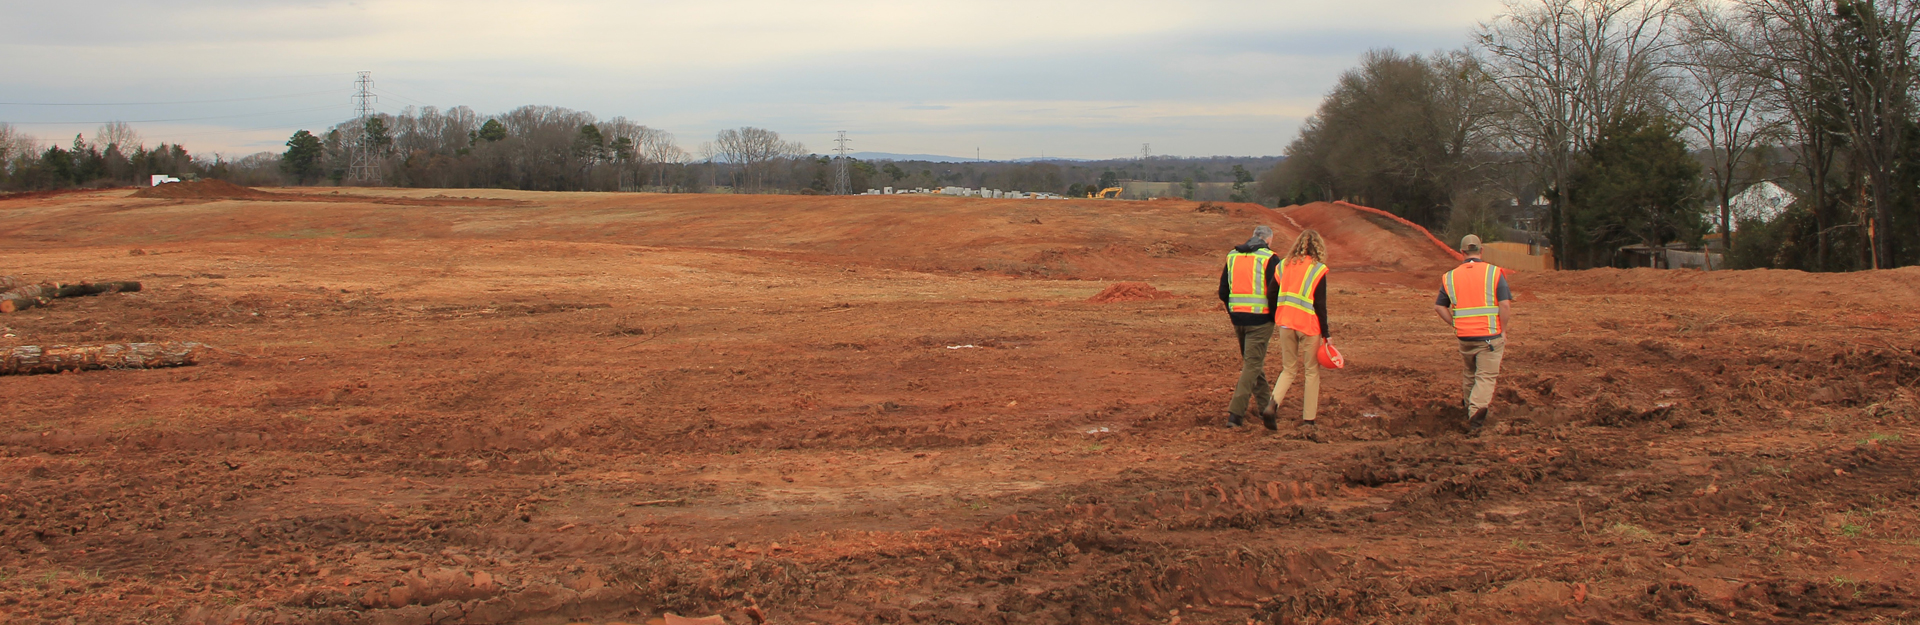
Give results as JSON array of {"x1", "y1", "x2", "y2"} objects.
[
  {"x1": 847, "y1": 152, "x2": 1093, "y2": 163},
  {"x1": 848, "y1": 152, "x2": 975, "y2": 163}
]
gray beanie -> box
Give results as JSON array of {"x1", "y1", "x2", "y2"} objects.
[{"x1": 1246, "y1": 225, "x2": 1274, "y2": 247}]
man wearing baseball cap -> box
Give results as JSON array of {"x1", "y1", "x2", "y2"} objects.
[{"x1": 1432, "y1": 234, "x2": 1512, "y2": 434}]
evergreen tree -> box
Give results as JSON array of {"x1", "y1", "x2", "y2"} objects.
[
  {"x1": 1566, "y1": 113, "x2": 1705, "y2": 268},
  {"x1": 282, "y1": 130, "x2": 326, "y2": 185}
]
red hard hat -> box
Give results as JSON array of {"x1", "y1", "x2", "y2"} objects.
[{"x1": 1317, "y1": 339, "x2": 1346, "y2": 369}]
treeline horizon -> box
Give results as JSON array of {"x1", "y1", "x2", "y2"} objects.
[
  {"x1": 1263, "y1": 0, "x2": 1920, "y2": 271},
  {"x1": 0, "y1": 112, "x2": 1279, "y2": 202}
]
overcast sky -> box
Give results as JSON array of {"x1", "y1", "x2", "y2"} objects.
[{"x1": 1, "y1": 0, "x2": 1508, "y2": 160}]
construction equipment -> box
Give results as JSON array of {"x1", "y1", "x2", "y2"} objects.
[{"x1": 1089, "y1": 187, "x2": 1123, "y2": 199}]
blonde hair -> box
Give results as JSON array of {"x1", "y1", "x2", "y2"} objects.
[{"x1": 1287, "y1": 229, "x2": 1329, "y2": 263}]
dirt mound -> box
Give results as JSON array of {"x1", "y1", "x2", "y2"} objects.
[
  {"x1": 1087, "y1": 281, "x2": 1180, "y2": 303},
  {"x1": 131, "y1": 179, "x2": 283, "y2": 201}
]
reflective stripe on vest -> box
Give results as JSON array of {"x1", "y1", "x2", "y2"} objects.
[
  {"x1": 1225, "y1": 248, "x2": 1276, "y2": 314},
  {"x1": 1274, "y1": 258, "x2": 1327, "y2": 335},
  {"x1": 1444, "y1": 262, "x2": 1503, "y2": 337}
]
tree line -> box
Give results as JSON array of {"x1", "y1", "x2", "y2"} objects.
[
  {"x1": 3, "y1": 110, "x2": 1280, "y2": 202},
  {"x1": 0, "y1": 122, "x2": 220, "y2": 191},
  {"x1": 1260, "y1": 0, "x2": 1920, "y2": 270}
]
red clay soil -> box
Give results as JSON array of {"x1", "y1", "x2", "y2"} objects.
[
  {"x1": 1088, "y1": 282, "x2": 1180, "y2": 303},
  {"x1": 1, "y1": 189, "x2": 1917, "y2": 625},
  {"x1": 130, "y1": 179, "x2": 286, "y2": 201}
]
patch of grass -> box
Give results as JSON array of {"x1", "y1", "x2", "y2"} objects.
[
  {"x1": 1086, "y1": 443, "x2": 1107, "y2": 452},
  {"x1": 1752, "y1": 463, "x2": 1792, "y2": 476},
  {"x1": 1840, "y1": 523, "x2": 1866, "y2": 538},
  {"x1": 1606, "y1": 522, "x2": 1656, "y2": 542},
  {"x1": 1830, "y1": 575, "x2": 1857, "y2": 587},
  {"x1": 1860, "y1": 432, "x2": 1903, "y2": 445}
]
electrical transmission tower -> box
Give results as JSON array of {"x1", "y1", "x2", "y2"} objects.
[
  {"x1": 348, "y1": 71, "x2": 380, "y2": 185},
  {"x1": 833, "y1": 130, "x2": 852, "y2": 195},
  {"x1": 1141, "y1": 143, "x2": 1152, "y2": 161}
]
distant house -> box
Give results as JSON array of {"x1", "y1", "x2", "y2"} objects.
[
  {"x1": 1618, "y1": 242, "x2": 1724, "y2": 270},
  {"x1": 1729, "y1": 181, "x2": 1796, "y2": 224}
]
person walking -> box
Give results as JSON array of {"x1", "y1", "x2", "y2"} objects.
[
  {"x1": 1267, "y1": 230, "x2": 1331, "y2": 440},
  {"x1": 1433, "y1": 234, "x2": 1513, "y2": 434},
  {"x1": 1217, "y1": 225, "x2": 1280, "y2": 428}
]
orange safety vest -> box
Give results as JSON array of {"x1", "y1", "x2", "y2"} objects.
[
  {"x1": 1274, "y1": 257, "x2": 1328, "y2": 335},
  {"x1": 1443, "y1": 261, "x2": 1504, "y2": 337},
  {"x1": 1224, "y1": 248, "x2": 1276, "y2": 314}
]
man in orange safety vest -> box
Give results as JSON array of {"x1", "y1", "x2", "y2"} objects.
[{"x1": 1432, "y1": 234, "x2": 1513, "y2": 434}]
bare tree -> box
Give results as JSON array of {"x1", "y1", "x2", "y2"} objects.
[
  {"x1": 635, "y1": 128, "x2": 688, "y2": 191},
  {"x1": 713, "y1": 127, "x2": 806, "y2": 193},
  {"x1": 92, "y1": 121, "x2": 141, "y2": 151},
  {"x1": 1736, "y1": 0, "x2": 1920, "y2": 269},
  {"x1": 1673, "y1": 2, "x2": 1787, "y2": 253},
  {"x1": 1478, "y1": 0, "x2": 1681, "y2": 267},
  {"x1": 0, "y1": 123, "x2": 38, "y2": 176}
]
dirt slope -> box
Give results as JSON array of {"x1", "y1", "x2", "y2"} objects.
[
  {"x1": 0, "y1": 187, "x2": 1916, "y2": 625},
  {"x1": 1273, "y1": 201, "x2": 1463, "y2": 276}
]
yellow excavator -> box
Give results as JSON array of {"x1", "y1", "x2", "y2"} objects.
[{"x1": 1088, "y1": 187, "x2": 1123, "y2": 199}]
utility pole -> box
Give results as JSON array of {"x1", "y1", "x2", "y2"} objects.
[
  {"x1": 833, "y1": 130, "x2": 852, "y2": 196},
  {"x1": 347, "y1": 71, "x2": 379, "y2": 185}
]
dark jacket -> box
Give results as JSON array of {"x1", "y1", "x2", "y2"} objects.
[
  {"x1": 1217, "y1": 243, "x2": 1281, "y2": 327},
  {"x1": 1218, "y1": 248, "x2": 1333, "y2": 336}
]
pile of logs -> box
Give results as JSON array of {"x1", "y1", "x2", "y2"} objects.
[
  {"x1": 1, "y1": 342, "x2": 202, "y2": 376},
  {"x1": 0, "y1": 276, "x2": 142, "y2": 313}
]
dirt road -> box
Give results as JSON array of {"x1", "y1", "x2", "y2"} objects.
[{"x1": 1, "y1": 187, "x2": 1916, "y2": 624}]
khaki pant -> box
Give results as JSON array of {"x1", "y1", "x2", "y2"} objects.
[
  {"x1": 1229, "y1": 323, "x2": 1274, "y2": 418},
  {"x1": 1459, "y1": 336, "x2": 1506, "y2": 413},
  {"x1": 1270, "y1": 327, "x2": 1320, "y2": 422}
]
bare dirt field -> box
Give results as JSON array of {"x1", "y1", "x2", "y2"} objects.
[{"x1": 1, "y1": 185, "x2": 1917, "y2": 625}]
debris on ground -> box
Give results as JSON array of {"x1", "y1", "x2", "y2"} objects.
[{"x1": 2, "y1": 342, "x2": 200, "y2": 375}]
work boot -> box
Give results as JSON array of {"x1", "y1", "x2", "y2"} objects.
[
  {"x1": 1299, "y1": 420, "x2": 1325, "y2": 443},
  {"x1": 1258, "y1": 401, "x2": 1279, "y2": 430},
  {"x1": 1225, "y1": 413, "x2": 1246, "y2": 429},
  {"x1": 1466, "y1": 408, "x2": 1489, "y2": 435}
]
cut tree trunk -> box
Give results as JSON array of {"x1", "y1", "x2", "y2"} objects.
[
  {"x1": 0, "y1": 276, "x2": 26, "y2": 290},
  {"x1": 0, "y1": 284, "x2": 55, "y2": 314},
  {"x1": 54, "y1": 281, "x2": 142, "y2": 298},
  {"x1": 0, "y1": 280, "x2": 142, "y2": 313},
  {"x1": 1, "y1": 342, "x2": 202, "y2": 376}
]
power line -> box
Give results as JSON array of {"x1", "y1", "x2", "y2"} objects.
[
  {"x1": 0, "y1": 104, "x2": 352, "y2": 125},
  {"x1": 0, "y1": 90, "x2": 343, "y2": 107},
  {"x1": 369, "y1": 88, "x2": 432, "y2": 108}
]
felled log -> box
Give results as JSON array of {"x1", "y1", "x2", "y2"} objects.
[
  {"x1": 54, "y1": 281, "x2": 142, "y2": 298},
  {"x1": 0, "y1": 276, "x2": 26, "y2": 290},
  {"x1": 0, "y1": 280, "x2": 141, "y2": 313},
  {"x1": 0, "y1": 283, "x2": 54, "y2": 313},
  {"x1": 1, "y1": 342, "x2": 201, "y2": 376}
]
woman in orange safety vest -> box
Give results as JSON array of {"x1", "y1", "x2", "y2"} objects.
[{"x1": 1266, "y1": 229, "x2": 1332, "y2": 441}]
